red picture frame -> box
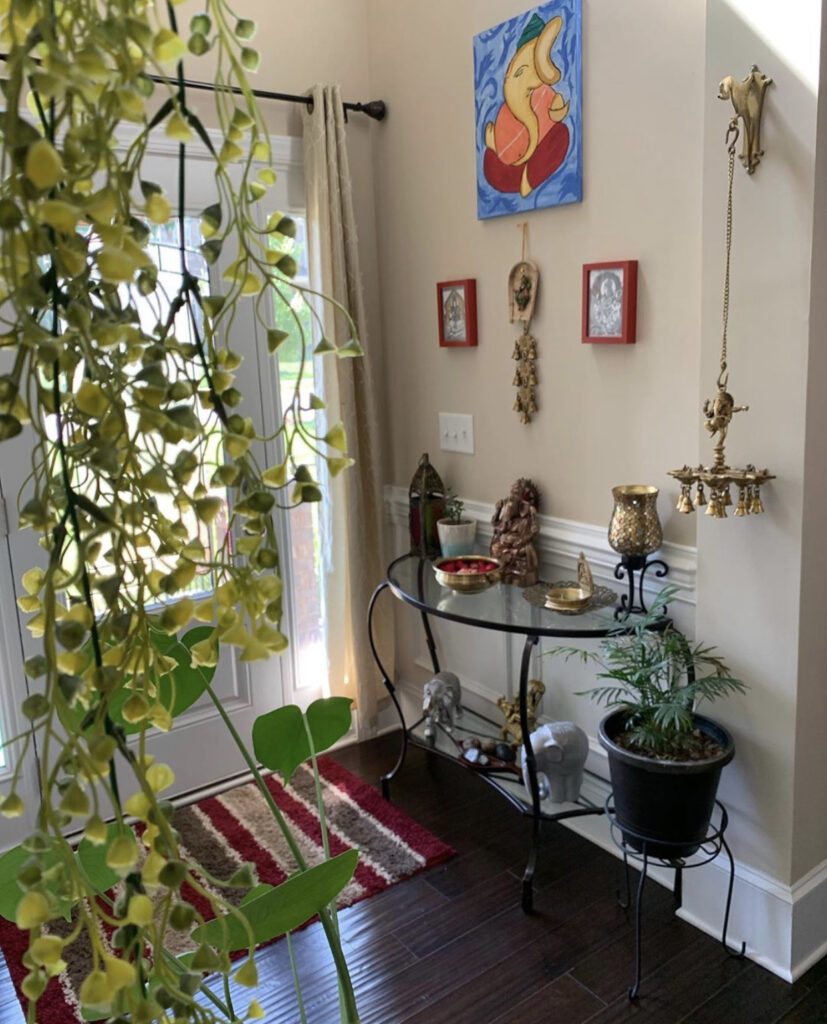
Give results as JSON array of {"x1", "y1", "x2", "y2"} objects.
[
  {"x1": 582, "y1": 261, "x2": 638, "y2": 344},
  {"x1": 437, "y1": 279, "x2": 478, "y2": 347}
]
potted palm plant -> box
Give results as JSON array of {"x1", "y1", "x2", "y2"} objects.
[
  {"x1": 437, "y1": 490, "x2": 477, "y2": 556},
  {"x1": 554, "y1": 588, "x2": 746, "y2": 857}
]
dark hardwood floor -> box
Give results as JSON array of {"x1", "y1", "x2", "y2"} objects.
[{"x1": 3, "y1": 732, "x2": 827, "y2": 1023}]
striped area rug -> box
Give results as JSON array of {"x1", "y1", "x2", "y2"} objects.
[{"x1": 0, "y1": 755, "x2": 455, "y2": 1023}]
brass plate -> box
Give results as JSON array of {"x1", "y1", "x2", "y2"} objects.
[
  {"x1": 545, "y1": 586, "x2": 590, "y2": 612},
  {"x1": 523, "y1": 581, "x2": 618, "y2": 616}
]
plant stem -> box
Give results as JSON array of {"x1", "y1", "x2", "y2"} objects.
[{"x1": 202, "y1": 684, "x2": 359, "y2": 1021}]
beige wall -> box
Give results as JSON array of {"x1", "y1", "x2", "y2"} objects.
[{"x1": 366, "y1": 0, "x2": 705, "y2": 546}]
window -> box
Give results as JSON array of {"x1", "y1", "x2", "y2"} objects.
[{"x1": 272, "y1": 218, "x2": 329, "y2": 692}]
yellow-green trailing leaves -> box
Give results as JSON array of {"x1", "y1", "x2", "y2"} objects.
[{"x1": 24, "y1": 139, "x2": 64, "y2": 190}]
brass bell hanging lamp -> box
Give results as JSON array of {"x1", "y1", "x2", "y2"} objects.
[{"x1": 668, "y1": 67, "x2": 775, "y2": 518}]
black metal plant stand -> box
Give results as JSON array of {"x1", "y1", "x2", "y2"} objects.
[
  {"x1": 606, "y1": 796, "x2": 746, "y2": 1000},
  {"x1": 613, "y1": 554, "x2": 669, "y2": 619}
]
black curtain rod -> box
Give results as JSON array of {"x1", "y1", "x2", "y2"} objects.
[
  {"x1": 0, "y1": 53, "x2": 386, "y2": 121},
  {"x1": 159, "y1": 77, "x2": 386, "y2": 122}
]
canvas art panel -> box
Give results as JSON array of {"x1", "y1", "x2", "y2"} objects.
[
  {"x1": 437, "y1": 280, "x2": 478, "y2": 347},
  {"x1": 473, "y1": 0, "x2": 582, "y2": 221}
]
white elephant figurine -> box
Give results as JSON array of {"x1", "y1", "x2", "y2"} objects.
[
  {"x1": 520, "y1": 721, "x2": 589, "y2": 803},
  {"x1": 422, "y1": 671, "x2": 462, "y2": 742}
]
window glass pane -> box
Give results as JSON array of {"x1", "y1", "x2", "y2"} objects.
[{"x1": 272, "y1": 217, "x2": 328, "y2": 690}]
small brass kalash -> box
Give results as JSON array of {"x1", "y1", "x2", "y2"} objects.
[{"x1": 669, "y1": 67, "x2": 775, "y2": 515}]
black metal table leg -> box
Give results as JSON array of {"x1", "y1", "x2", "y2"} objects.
[
  {"x1": 518, "y1": 634, "x2": 541, "y2": 913},
  {"x1": 368, "y1": 582, "x2": 408, "y2": 798}
]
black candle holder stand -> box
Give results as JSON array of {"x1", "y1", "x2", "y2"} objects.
[
  {"x1": 605, "y1": 796, "x2": 746, "y2": 1000},
  {"x1": 613, "y1": 554, "x2": 669, "y2": 619}
]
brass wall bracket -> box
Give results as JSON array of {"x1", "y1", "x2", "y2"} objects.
[{"x1": 718, "y1": 65, "x2": 772, "y2": 174}]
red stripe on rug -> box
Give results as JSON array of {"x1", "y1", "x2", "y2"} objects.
[{"x1": 196, "y1": 792, "x2": 289, "y2": 886}]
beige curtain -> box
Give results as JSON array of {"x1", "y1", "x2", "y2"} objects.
[{"x1": 302, "y1": 84, "x2": 393, "y2": 738}]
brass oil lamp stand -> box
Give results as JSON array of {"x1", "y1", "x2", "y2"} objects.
[{"x1": 668, "y1": 68, "x2": 775, "y2": 517}]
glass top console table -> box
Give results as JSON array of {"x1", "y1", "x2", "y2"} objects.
[{"x1": 368, "y1": 553, "x2": 670, "y2": 912}]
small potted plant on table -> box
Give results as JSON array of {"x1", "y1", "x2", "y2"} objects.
[
  {"x1": 554, "y1": 589, "x2": 746, "y2": 857},
  {"x1": 437, "y1": 490, "x2": 477, "y2": 557}
]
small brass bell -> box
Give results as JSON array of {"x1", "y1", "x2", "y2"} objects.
[
  {"x1": 735, "y1": 487, "x2": 748, "y2": 517},
  {"x1": 723, "y1": 485, "x2": 733, "y2": 507},
  {"x1": 528, "y1": 370, "x2": 537, "y2": 387},
  {"x1": 677, "y1": 486, "x2": 694, "y2": 514},
  {"x1": 528, "y1": 397, "x2": 537, "y2": 413},
  {"x1": 520, "y1": 411, "x2": 529, "y2": 424},
  {"x1": 528, "y1": 343, "x2": 537, "y2": 360},
  {"x1": 512, "y1": 371, "x2": 521, "y2": 387},
  {"x1": 513, "y1": 397, "x2": 522, "y2": 412},
  {"x1": 750, "y1": 486, "x2": 765, "y2": 514},
  {"x1": 512, "y1": 342, "x2": 521, "y2": 360},
  {"x1": 695, "y1": 482, "x2": 707, "y2": 507}
]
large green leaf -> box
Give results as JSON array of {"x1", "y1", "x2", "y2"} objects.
[
  {"x1": 306, "y1": 697, "x2": 353, "y2": 753},
  {"x1": 252, "y1": 697, "x2": 352, "y2": 782},
  {"x1": 76, "y1": 823, "x2": 121, "y2": 894},
  {"x1": 252, "y1": 705, "x2": 305, "y2": 780},
  {"x1": 109, "y1": 627, "x2": 217, "y2": 735},
  {"x1": 191, "y1": 849, "x2": 358, "y2": 951}
]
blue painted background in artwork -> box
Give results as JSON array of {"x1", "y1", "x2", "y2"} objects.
[{"x1": 473, "y1": 0, "x2": 582, "y2": 221}]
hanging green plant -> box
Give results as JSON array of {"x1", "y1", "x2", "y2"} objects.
[{"x1": 0, "y1": 0, "x2": 362, "y2": 1021}]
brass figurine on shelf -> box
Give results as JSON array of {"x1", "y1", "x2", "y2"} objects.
[
  {"x1": 497, "y1": 678, "x2": 546, "y2": 746},
  {"x1": 668, "y1": 69, "x2": 775, "y2": 516},
  {"x1": 491, "y1": 478, "x2": 540, "y2": 586}
]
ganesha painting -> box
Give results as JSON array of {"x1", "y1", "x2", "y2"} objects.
[{"x1": 473, "y1": 1, "x2": 582, "y2": 220}]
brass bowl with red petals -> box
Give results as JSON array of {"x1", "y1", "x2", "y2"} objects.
[{"x1": 433, "y1": 555, "x2": 502, "y2": 594}]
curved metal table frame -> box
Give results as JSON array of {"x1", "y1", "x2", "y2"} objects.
[{"x1": 368, "y1": 553, "x2": 671, "y2": 914}]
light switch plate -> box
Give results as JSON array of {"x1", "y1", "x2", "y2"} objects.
[{"x1": 439, "y1": 412, "x2": 474, "y2": 454}]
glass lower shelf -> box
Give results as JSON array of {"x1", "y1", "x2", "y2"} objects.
[{"x1": 408, "y1": 706, "x2": 603, "y2": 823}]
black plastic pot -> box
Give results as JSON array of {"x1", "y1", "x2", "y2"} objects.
[{"x1": 599, "y1": 710, "x2": 734, "y2": 858}]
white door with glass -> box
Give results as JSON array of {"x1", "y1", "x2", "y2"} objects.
[{"x1": 0, "y1": 134, "x2": 330, "y2": 849}]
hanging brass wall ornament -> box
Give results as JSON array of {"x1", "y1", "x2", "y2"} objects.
[
  {"x1": 509, "y1": 223, "x2": 540, "y2": 424},
  {"x1": 668, "y1": 71, "x2": 775, "y2": 518}
]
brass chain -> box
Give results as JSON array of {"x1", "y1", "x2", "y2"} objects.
[{"x1": 721, "y1": 118, "x2": 739, "y2": 373}]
